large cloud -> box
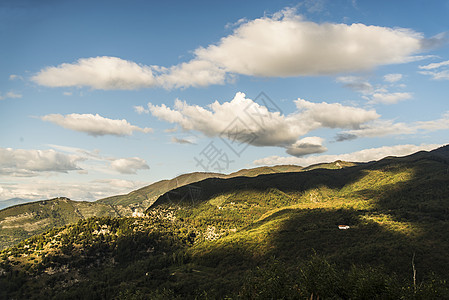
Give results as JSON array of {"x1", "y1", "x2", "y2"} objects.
[
  {"x1": 40, "y1": 113, "x2": 152, "y2": 136},
  {"x1": 147, "y1": 92, "x2": 378, "y2": 155},
  {"x1": 193, "y1": 10, "x2": 423, "y2": 77},
  {"x1": 254, "y1": 143, "x2": 441, "y2": 166},
  {"x1": 32, "y1": 9, "x2": 434, "y2": 90},
  {"x1": 0, "y1": 148, "x2": 83, "y2": 176}
]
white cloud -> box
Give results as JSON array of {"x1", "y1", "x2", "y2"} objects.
[
  {"x1": 32, "y1": 56, "x2": 158, "y2": 90},
  {"x1": 339, "y1": 120, "x2": 415, "y2": 138},
  {"x1": 40, "y1": 113, "x2": 153, "y2": 136},
  {"x1": 368, "y1": 92, "x2": 412, "y2": 104},
  {"x1": 418, "y1": 70, "x2": 449, "y2": 80},
  {"x1": 337, "y1": 75, "x2": 412, "y2": 105},
  {"x1": 286, "y1": 137, "x2": 327, "y2": 157},
  {"x1": 155, "y1": 60, "x2": 227, "y2": 89},
  {"x1": 194, "y1": 9, "x2": 424, "y2": 77},
  {"x1": 63, "y1": 91, "x2": 73, "y2": 96},
  {"x1": 335, "y1": 111, "x2": 449, "y2": 141},
  {"x1": 254, "y1": 143, "x2": 441, "y2": 166},
  {"x1": 336, "y1": 76, "x2": 374, "y2": 94},
  {"x1": 48, "y1": 144, "x2": 151, "y2": 175},
  {"x1": 32, "y1": 9, "x2": 435, "y2": 90},
  {"x1": 9, "y1": 74, "x2": 23, "y2": 80},
  {"x1": 293, "y1": 98, "x2": 379, "y2": 129},
  {"x1": 134, "y1": 105, "x2": 149, "y2": 114},
  {"x1": 384, "y1": 73, "x2": 403, "y2": 82},
  {"x1": 418, "y1": 60, "x2": 449, "y2": 80},
  {"x1": 416, "y1": 111, "x2": 449, "y2": 131},
  {"x1": 419, "y1": 60, "x2": 449, "y2": 70},
  {"x1": 110, "y1": 157, "x2": 150, "y2": 174},
  {"x1": 148, "y1": 92, "x2": 378, "y2": 156},
  {"x1": 0, "y1": 179, "x2": 147, "y2": 201},
  {"x1": 164, "y1": 127, "x2": 178, "y2": 133},
  {"x1": 171, "y1": 137, "x2": 196, "y2": 145},
  {"x1": 0, "y1": 148, "x2": 83, "y2": 177},
  {"x1": 0, "y1": 91, "x2": 22, "y2": 100}
]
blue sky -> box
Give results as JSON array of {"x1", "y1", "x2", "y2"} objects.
[{"x1": 1, "y1": 0, "x2": 448, "y2": 202}]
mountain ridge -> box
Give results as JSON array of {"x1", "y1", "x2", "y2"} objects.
[{"x1": 1, "y1": 144, "x2": 448, "y2": 298}]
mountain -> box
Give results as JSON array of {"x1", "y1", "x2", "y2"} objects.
[
  {"x1": 1, "y1": 145, "x2": 448, "y2": 299},
  {"x1": 97, "y1": 165, "x2": 305, "y2": 212},
  {"x1": 0, "y1": 197, "x2": 120, "y2": 249},
  {"x1": 0, "y1": 165, "x2": 304, "y2": 249}
]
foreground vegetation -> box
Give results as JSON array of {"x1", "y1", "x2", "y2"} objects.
[{"x1": 0, "y1": 146, "x2": 448, "y2": 299}]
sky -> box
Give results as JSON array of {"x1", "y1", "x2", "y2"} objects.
[{"x1": 1, "y1": 0, "x2": 448, "y2": 202}]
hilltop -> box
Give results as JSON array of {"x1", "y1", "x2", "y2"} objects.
[{"x1": 0, "y1": 145, "x2": 448, "y2": 299}]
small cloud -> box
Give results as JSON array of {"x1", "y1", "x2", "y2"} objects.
[
  {"x1": 336, "y1": 76, "x2": 373, "y2": 94},
  {"x1": 418, "y1": 59, "x2": 449, "y2": 80},
  {"x1": 225, "y1": 17, "x2": 247, "y2": 30},
  {"x1": 134, "y1": 105, "x2": 149, "y2": 114},
  {"x1": 340, "y1": 120, "x2": 416, "y2": 138},
  {"x1": 334, "y1": 133, "x2": 357, "y2": 142},
  {"x1": 419, "y1": 59, "x2": 449, "y2": 70},
  {"x1": 40, "y1": 113, "x2": 153, "y2": 136},
  {"x1": 164, "y1": 127, "x2": 178, "y2": 133},
  {"x1": 110, "y1": 157, "x2": 149, "y2": 174},
  {"x1": 416, "y1": 111, "x2": 449, "y2": 131},
  {"x1": 9, "y1": 74, "x2": 23, "y2": 81},
  {"x1": 368, "y1": 92, "x2": 412, "y2": 104},
  {"x1": 383, "y1": 73, "x2": 402, "y2": 83},
  {"x1": 171, "y1": 136, "x2": 196, "y2": 145},
  {"x1": 0, "y1": 91, "x2": 22, "y2": 100},
  {"x1": 286, "y1": 137, "x2": 327, "y2": 157},
  {"x1": 419, "y1": 70, "x2": 449, "y2": 80},
  {"x1": 63, "y1": 91, "x2": 73, "y2": 96}
]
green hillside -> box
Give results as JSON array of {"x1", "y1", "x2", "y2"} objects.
[
  {"x1": 0, "y1": 165, "x2": 305, "y2": 249},
  {"x1": 1, "y1": 146, "x2": 448, "y2": 298},
  {"x1": 97, "y1": 165, "x2": 305, "y2": 210},
  {"x1": 0, "y1": 198, "x2": 120, "y2": 249},
  {"x1": 96, "y1": 172, "x2": 225, "y2": 210}
]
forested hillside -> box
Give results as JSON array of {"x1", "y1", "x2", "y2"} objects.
[{"x1": 1, "y1": 146, "x2": 448, "y2": 299}]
